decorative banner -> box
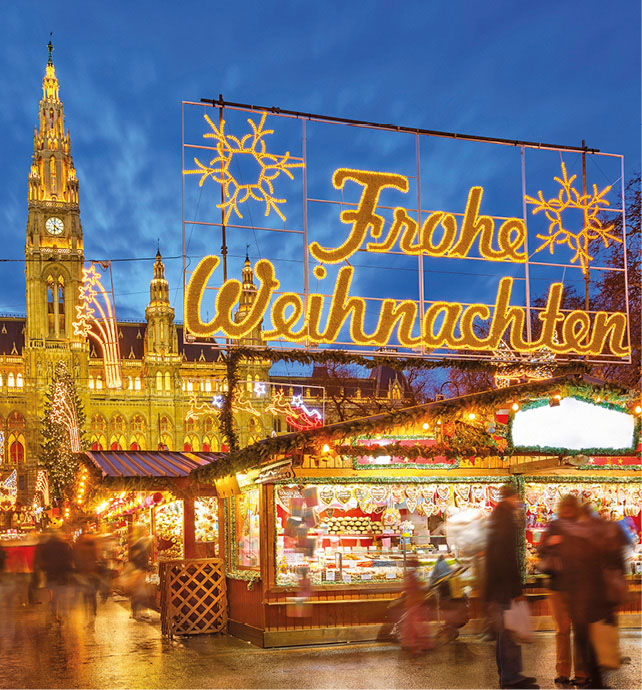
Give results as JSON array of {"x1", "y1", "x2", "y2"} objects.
[
  {"x1": 183, "y1": 101, "x2": 629, "y2": 363},
  {"x1": 73, "y1": 263, "x2": 123, "y2": 389}
]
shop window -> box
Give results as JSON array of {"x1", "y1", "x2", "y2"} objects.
[
  {"x1": 195, "y1": 497, "x2": 218, "y2": 557},
  {"x1": 232, "y1": 488, "x2": 260, "y2": 571},
  {"x1": 274, "y1": 481, "x2": 502, "y2": 587},
  {"x1": 154, "y1": 501, "x2": 184, "y2": 560}
]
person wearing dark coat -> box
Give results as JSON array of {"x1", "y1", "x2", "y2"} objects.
[
  {"x1": 548, "y1": 509, "x2": 610, "y2": 689},
  {"x1": 37, "y1": 532, "x2": 74, "y2": 622},
  {"x1": 485, "y1": 484, "x2": 539, "y2": 690},
  {"x1": 538, "y1": 494, "x2": 588, "y2": 686}
]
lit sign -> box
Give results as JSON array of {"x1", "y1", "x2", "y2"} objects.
[
  {"x1": 511, "y1": 397, "x2": 635, "y2": 451},
  {"x1": 183, "y1": 105, "x2": 629, "y2": 360}
]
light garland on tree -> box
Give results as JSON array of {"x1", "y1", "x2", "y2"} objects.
[
  {"x1": 50, "y1": 379, "x2": 81, "y2": 453},
  {"x1": 73, "y1": 263, "x2": 123, "y2": 389},
  {"x1": 35, "y1": 470, "x2": 50, "y2": 507}
]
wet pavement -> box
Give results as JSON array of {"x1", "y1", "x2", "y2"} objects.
[{"x1": 0, "y1": 590, "x2": 639, "y2": 689}]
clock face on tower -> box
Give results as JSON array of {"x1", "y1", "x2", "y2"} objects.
[{"x1": 45, "y1": 217, "x2": 64, "y2": 236}]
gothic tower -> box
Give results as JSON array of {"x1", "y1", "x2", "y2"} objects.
[
  {"x1": 25, "y1": 42, "x2": 84, "y2": 346},
  {"x1": 145, "y1": 249, "x2": 178, "y2": 356}
]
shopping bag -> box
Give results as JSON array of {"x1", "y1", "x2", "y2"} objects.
[
  {"x1": 503, "y1": 599, "x2": 534, "y2": 643},
  {"x1": 589, "y1": 620, "x2": 620, "y2": 670}
]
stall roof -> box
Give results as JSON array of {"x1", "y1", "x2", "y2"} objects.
[
  {"x1": 85, "y1": 450, "x2": 226, "y2": 478},
  {"x1": 190, "y1": 373, "x2": 639, "y2": 481}
]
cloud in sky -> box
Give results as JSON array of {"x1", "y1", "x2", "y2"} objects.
[{"x1": 0, "y1": 1, "x2": 639, "y2": 334}]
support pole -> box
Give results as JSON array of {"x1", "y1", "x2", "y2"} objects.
[{"x1": 183, "y1": 497, "x2": 196, "y2": 559}]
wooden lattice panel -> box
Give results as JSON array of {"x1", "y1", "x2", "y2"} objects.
[{"x1": 160, "y1": 558, "x2": 227, "y2": 637}]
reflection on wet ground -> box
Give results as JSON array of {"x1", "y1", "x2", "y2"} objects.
[{"x1": 0, "y1": 585, "x2": 639, "y2": 689}]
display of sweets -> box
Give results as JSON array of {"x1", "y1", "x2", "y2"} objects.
[
  {"x1": 155, "y1": 501, "x2": 184, "y2": 560},
  {"x1": 195, "y1": 497, "x2": 218, "y2": 543},
  {"x1": 319, "y1": 515, "x2": 383, "y2": 535}
]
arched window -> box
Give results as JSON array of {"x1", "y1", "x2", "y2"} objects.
[
  {"x1": 110, "y1": 414, "x2": 125, "y2": 433},
  {"x1": 57, "y1": 277, "x2": 65, "y2": 334},
  {"x1": 47, "y1": 278, "x2": 55, "y2": 335},
  {"x1": 16, "y1": 374, "x2": 23, "y2": 388},
  {"x1": 91, "y1": 414, "x2": 107, "y2": 432},
  {"x1": 247, "y1": 374, "x2": 252, "y2": 392},
  {"x1": 134, "y1": 377, "x2": 141, "y2": 391},
  {"x1": 186, "y1": 380, "x2": 193, "y2": 392},
  {"x1": 0, "y1": 374, "x2": 3, "y2": 387},
  {"x1": 164, "y1": 372, "x2": 171, "y2": 391},
  {"x1": 91, "y1": 440, "x2": 102, "y2": 451},
  {"x1": 156, "y1": 371, "x2": 163, "y2": 391},
  {"x1": 88, "y1": 376, "x2": 94, "y2": 390},
  {"x1": 127, "y1": 376, "x2": 133, "y2": 390},
  {"x1": 130, "y1": 441, "x2": 141, "y2": 451},
  {"x1": 159, "y1": 416, "x2": 172, "y2": 433},
  {"x1": 203, "y1": 416, "x2": 216, "y2": 433},
  {"x1": 185, "y1": 418, "x2": 196, "y2": 433},
  {"x1": 205, "y1": 380, "x2": 211, "y2": 393},
  {"x1": 8, "y1": 373, "x2": 14, "y2": 388},
  {"x1": 96, "y1": 376, "x2": 103, "y2": 390},
  {"x1": 202, "y1": 436, "x2": 219, "y2": 453},
  {"x1": 9, "y1": 434, "x2": 25, "y2": 463},
  {"x1": 159, "y1": 433, "x2": 172, "y2": 451},
  {"x1": 184, "y1": 435, "x2": 199, "y2": 452},
  {"x1": 109, "y1": 434, "x2": 125, "y2": 451},
  {"x1": 110, "y1": 440, "x2": 121, "y2": 451},
  {"x1": 131, "y1": 415, "x2": 145, "y2": 432}
]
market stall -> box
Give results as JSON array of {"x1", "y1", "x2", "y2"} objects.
[
  {"x1": 191, "y1": 374, "x2": 641, "y2": 647},
  {"x1": 82, "y1": 450, "x2": 225, "y2": 624}
]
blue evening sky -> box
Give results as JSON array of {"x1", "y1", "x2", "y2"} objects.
[{"x1": 1, "y1": 1, "x2": 639, "y2": 352}]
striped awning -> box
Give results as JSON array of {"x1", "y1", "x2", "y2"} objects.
[{"x1": 85, "y1": 450, "x2": 226, "y2": 478}]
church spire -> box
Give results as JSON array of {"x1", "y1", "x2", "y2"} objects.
[
  {"x1": 29, "y1": 42, "x2": 78, "y2": 205},
  {"x1": 149, "y1": 249, "x2": 169, "y2": 304}
]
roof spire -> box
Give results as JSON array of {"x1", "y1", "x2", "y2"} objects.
[
  {"x1": 245, "y1": 243, "x2": 250, "y2": 263},
  {"x1": 47, "y1": 33, "x2": 53, "y2": 66}
]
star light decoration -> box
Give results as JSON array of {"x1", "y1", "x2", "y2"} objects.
[
  {"x1": 492, "y1": 340, "x2": 557, "y2": 389},
  {"x1": 526, "y1": 162, "x2": 621, "y2": 277},
  {"x1": 184, "y1": 111, "x2": 304, "y2": 223},
  {"x1": 50, "y1": 377, "x2": 81, "y2": 453},
  {"x1": 73, "y1": 263, "x2": 123, "y2": 389}
]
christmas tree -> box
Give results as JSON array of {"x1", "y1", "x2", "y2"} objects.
[{"x1": 39, "y1": 361, "x2": 86, "y2": 503}]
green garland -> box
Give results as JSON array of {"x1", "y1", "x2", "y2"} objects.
[
  {"x1": 226, "y1": 345, "x2": 589, "y2": 376},
  {"x1": 191, "y1": 374, "x2": 639, "y2": 482}
]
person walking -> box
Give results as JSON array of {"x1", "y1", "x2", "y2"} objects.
[
  {"x1": 547, "y1": 502, "x2": 609, "y2": 688},
  {"x1": 538, "y1": 495, "x2": 588, "y2": 686},
  {"x1": 73, "y1": 532, "x2": 100, "y2": 627},
  {"x1": 485, "y1": 483, "x2": 539, "y2": 689},
  {"x1": 37, "y1": 531, "x2": 74, "y2": 624}
]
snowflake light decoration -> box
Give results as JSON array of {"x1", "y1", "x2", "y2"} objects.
[
  {"x1": 525, "y1": 162, "x2": 621, "y2": 276},
  {"x1": 184, "y1": 112, "x2": 303, "y2": 223}
]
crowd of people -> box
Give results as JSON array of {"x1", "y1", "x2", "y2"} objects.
[
  {"x1": 0, "y1": 527, "x2": 156, "y2": 636},
  {"x1": 395, "y1": 484, "x2": 631, "y2": 690}
]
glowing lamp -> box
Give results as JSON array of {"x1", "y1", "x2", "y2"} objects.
[
  {"x1": 322, "y1": 444, "x2": 331, "y2": 454},
  {"x1": 422, "y1": 422, "x2": 430, "y2": 431},
  {"x1": 511, "y1": 402, "x2": 520, "y2": 412},
  {"x1": 467, "y1": 412, "x2": 476, "y2": 421},
  {"x1": 437, "y1": 420, "x2": 442, "y2": 426},
  {"x1": 549, "y1": 392, "x2": 562, "y2": 408},
  {"x1": 634, "y1": 404, "x2": 642, "y2": 416}
]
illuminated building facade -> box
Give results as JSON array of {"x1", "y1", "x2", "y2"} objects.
[{"x1": 0, "y1": 52, "x2": 413, "y2": 503}]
